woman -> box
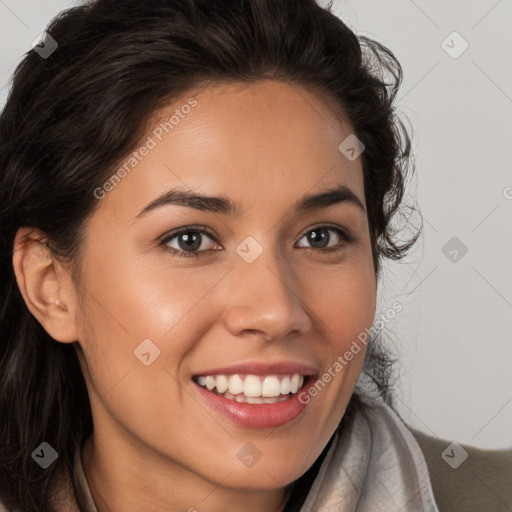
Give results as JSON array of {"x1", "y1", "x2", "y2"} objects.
[{"x1": 0, "y1": 0, "x2": 510, "y2": 511}]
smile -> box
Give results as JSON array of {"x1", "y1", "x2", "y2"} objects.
[
  {"x1": 192, "y1": 361, "x2": 317, "y2": 428},
  {"x1": 195, "y1": 373, "x2": 305, "y2": 404}
]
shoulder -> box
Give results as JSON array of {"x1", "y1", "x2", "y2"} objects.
[{"x1": 408, "y1": 425, "x2": 512, "y2": 512}]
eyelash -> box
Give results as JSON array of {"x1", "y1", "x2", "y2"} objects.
[{"x1": 158, "y1": 225, "x2": 354, "y2": 259}]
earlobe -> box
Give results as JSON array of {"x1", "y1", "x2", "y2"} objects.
[{"x1": 12, "y1": 227, "x2": 78, "y2": 343}]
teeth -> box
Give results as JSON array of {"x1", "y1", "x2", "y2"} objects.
[
  {"x1": 243, "y1": 375, "x2": 262, "y2": 397},
  {"x1": 261, "y1": 376, "x2": 281, "y2": 397},
  {"x1": 228, "y1": 375, "x2": 244, "y2": 395},
  {"x1": 205, "y1": 376, "x2": 216, "y2": 391},
  {"x1": 196, "y1": 373, "x2": 306, "y2": 399},
  {"x1": 280, "y1": 376, "x2": 291, "y2": 395},
  {"x1": 216, "y1": 375, "x2": 229, "y2": 394}
]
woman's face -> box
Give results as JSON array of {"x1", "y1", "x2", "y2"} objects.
[{"x1": 74, "y1": 80, "x2": 376, "y2": 493}]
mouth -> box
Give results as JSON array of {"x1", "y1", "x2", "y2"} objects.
[
  {"x1": 191, "y1": 364, "x2": 316, "y2": 428},
  {"x1": 193, "y1": 373, "x2": 307, "y2": 404}
]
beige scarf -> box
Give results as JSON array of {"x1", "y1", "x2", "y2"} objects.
[{"x1": 300, "y1": 398, "x2": 439, "y2": 511}]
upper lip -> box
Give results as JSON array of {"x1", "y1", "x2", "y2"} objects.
[{"x1": 193, "y1": 361, "x2": 318, "y2": 377}]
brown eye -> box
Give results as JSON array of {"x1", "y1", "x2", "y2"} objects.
[{"x1": 159, "y1": 227, "x2": 220, "y2": 258}]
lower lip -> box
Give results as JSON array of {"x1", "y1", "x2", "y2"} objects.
[{"x1": 193, "y1": 380, "x2": 310, "y2": 428}]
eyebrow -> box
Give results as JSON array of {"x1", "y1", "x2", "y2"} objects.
[{"x1": 133, "y1": 184, "x2": 365, "y2": 221}]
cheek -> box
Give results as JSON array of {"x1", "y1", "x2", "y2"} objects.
[
  {"x1": 311, "y1": 263, "x2": 377, "y2": 343},
  {"x1": 79, "y1": 245, "x2": 223, "y2": 344},
  {"x1": 302, "y1": 264, "x2": 376, "y2": 401},
  {"x1": 73, "y1": 253, "x2": 229, "y2": 414}
]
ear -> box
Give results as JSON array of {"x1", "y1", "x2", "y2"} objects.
[{"x1": 12, "y1": 227, "x2": 78, "y2": 343}]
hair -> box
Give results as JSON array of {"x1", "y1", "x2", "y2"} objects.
[{"x1": 0, "y1": 0, "x2": 421, "y2": 510}]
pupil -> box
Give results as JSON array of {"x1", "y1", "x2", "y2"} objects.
[
  {"x1": 179, "y1": 232, "x2": 201, "y2": 251},
  {"x1": 308, "y1": 229, "x2": 329, "y2": 248}
]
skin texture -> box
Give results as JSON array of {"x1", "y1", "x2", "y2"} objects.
[{"x1": 13, "y1": 80, "x2": 377, "y2": 512}]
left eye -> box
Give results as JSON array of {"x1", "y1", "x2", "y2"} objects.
[{"x1": 296, "y1": 226, "x2": 349, "y2": 250}]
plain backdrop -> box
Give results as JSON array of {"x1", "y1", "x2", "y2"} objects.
[{"x1": 1, "y1": 0, "x2": 511, "y2": 449}]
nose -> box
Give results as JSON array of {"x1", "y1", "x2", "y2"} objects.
[{"x1": 221, "y1": 243, "x2": 313, "y2": 342}]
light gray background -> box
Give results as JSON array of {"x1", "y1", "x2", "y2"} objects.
[{"x1": 1, "y1": 0, "x2": 511, "y2": 449}]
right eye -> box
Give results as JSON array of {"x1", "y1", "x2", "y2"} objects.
[{"x1": 159, "y1": 227, "x2": 222, "y2": 258}]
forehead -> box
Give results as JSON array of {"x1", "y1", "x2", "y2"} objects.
[{"x1": 95, "y1": 80, "x2": 365, "y2": 221}]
